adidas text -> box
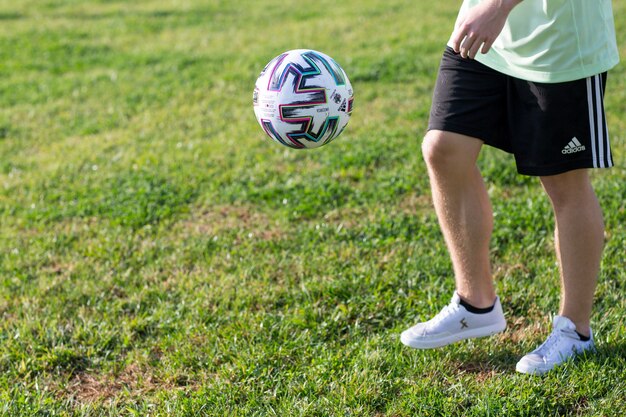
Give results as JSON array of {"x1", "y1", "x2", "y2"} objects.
[
  {"x1": 562, "y1": 138, "x2": 586, "y2": 154},
  {"x1": 562, "y1": 145, "x2": 585, "y2": 154}
]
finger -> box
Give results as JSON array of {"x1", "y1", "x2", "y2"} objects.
[
  {"x1": 481, "y1": 39, "x2": 495, "y2": 54},
  {"x1": 450, "y1": 27, "x2": 466, "y2": 53},
  {"x1": 467, "y1": 39, "x2": 483, "y2": 59},
  {"x1": 460, "y1": 33, "x2": 477, "y2": 59}
]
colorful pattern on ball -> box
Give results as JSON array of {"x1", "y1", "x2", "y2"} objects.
[{"x1": 253, "y1": 49, "x2": 354, "y2": 149}]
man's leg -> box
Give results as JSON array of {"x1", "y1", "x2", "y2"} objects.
[
  {"x1": 400, "y1": 130, "x2": 505, "y2": 349},
  {"x1": 421, "y1": 130, "x2": 496, "y2": 308},
  {"x1": 539, "y1": 169, "x2": 604, "y2": 336},
  {"x1": 515, "y1": 169, "x2": 601, "y2": 374}
]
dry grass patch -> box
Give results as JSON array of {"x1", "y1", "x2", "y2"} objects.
[
  {"x1": 59, "y1": 363, "x2": 199, "y2": 405},
  {"x1": 452, "y1": 362, "x2": 505, "y2": 382},
  {"x1": 499, "y1": 316, "x2": 549, "y2": 345},
  {"x1": 397, "y1": 192, "x2": 433, "y2": 216},
  {"x1": 180, "y1": 203, "x2": 285, "y2": 241},
  {"x1": 322, "y1": 206, "x2": 375, "y2": 230}
]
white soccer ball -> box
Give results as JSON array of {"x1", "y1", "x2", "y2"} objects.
[{"x1": 253, "y1": 49, "x2": 354, "y2": 149}]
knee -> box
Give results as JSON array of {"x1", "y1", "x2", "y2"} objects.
[
  {"x1": 540, "y1": 170, "x2": 594, "y2": 208},
  {"x1": 421, "y1": 130, "x2": 479, "y2": 173},
  {"x1": 421, "y1": 131, "x2": 455, "y2": 171}
]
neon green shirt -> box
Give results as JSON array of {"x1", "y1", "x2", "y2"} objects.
[{"x1": 450, "y1": 0, "x2": 620, "y2": 83}]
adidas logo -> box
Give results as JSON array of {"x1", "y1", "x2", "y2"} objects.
[{"x1": 562, "y1": 137, "x2": 586, "y2": 154}]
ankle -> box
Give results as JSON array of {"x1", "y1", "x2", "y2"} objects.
[
  {"x1": 559, "y1": 313, "x2": 591, "y2": 338},
  {"x1": 459, "y1": 297, "x2": 495, "y2": 314},
  {"x1": 574, "y1": 324, "x2": 591, "y2": 339},
  {"x1": 559, "y1": 312, "x2": 591, "y2": 337},
  {"x1": 456, "y1": 291, "x2": 497, "y2": 309}
]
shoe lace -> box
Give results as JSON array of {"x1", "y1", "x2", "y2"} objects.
[
  {"x1": 533, "y1": 329, "x2": 565, "y2": 359},
  {"x1": 429, "y1": 302, "x2": 460, "y2": 325}
]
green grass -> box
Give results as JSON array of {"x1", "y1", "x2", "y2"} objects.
[{"x1": 1, "y1": 0, "x2": 626, "y2": 415}]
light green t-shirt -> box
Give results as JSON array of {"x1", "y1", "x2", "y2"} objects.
[{"x1": 449, "y1": 0, "x2": 620, "y2": 83}]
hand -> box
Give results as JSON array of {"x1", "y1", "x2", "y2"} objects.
[{"x1": 450, "y1": 0, "x2": 522, "y2": 59}]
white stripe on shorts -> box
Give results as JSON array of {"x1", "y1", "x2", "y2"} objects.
[
  {"x1": 598, "y1": 75, "x2": 614, "y2": 167},
  {"x1": 586, "y1": 77, "x2": 598, "y2": 167},
  {"x1": 586, "y1": 75, "x2": 612, "y2": 169}
]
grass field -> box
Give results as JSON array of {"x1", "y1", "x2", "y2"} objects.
[{"x1": 1, "y1": 0, "x2": 625, "y2": 415}]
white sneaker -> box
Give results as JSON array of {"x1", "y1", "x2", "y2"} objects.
[
  {"x1": 515, "y1": 315, "x2": 595, "y2": 375},
  {"x1": 401, "y1": 292, "x2": 506, "y2": 349}
]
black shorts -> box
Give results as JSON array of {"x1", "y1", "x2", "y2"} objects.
[{"x1": 428, "y1": 47, "x2": 614, "y2": 176}]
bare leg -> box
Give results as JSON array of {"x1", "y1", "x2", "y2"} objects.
[
  {"x1": 422, "y1": 130, "x2": 495, "y2": 308},
  {"x1": 540, "y1": 169, "x2": 604, "y2": 336}
]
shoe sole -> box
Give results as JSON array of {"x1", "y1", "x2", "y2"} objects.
[{"x1": 401, "y1": 322, "x2": 506, "y2": 349}]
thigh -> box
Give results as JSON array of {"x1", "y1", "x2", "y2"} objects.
[{"x1": 428, "y1": 47, "x2": 509, "y2": 151}]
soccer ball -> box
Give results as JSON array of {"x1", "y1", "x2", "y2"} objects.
[{"x1": 253, "y1": 49, "x2": 354, "y2": 149}]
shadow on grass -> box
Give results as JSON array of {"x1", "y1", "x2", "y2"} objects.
[
  {"x1": 451, "y1": 339, "x2": 626, "y2": 376},
  {"x1": 453, "y1": 346, "x2": 521, "y2": 375},
  {"x1": 588, "y1": 339, "x2": 626, "y2": 364}
]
